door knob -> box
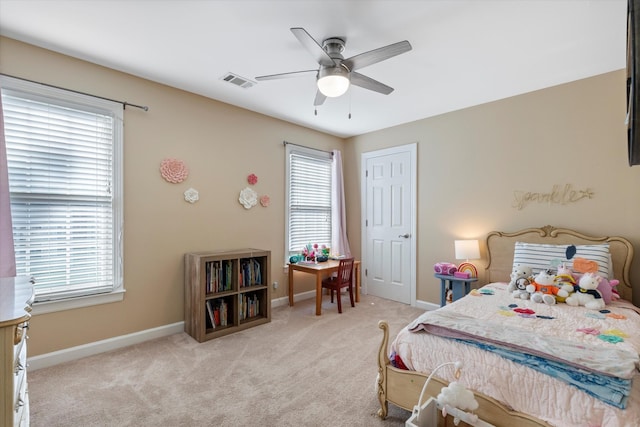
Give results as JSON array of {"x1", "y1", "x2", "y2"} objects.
[{"x1": 398, "y1": 233, "x2": 410, "y2": 238}]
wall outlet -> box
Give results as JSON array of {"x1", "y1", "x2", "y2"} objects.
[{"x1": 273, "y1": 281, "x2": 278, "y2": 289}]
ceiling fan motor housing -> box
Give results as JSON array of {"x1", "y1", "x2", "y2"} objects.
[{"x1": 322, "y1": 37, "x2": 346, "y2": 63}]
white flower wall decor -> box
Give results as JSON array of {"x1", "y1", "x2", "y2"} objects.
[
  {"x1": 239, "y1": 187, "x2": 258, "y2": 209},
  {"x1": 184, "y1": 188, "x2": 199, "y2": 204}
]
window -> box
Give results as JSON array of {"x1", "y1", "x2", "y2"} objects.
[
  {"x1": 285, "y1": 144, "x2": 332, "y2": 260},
  {"x1": 1, "y1": 76, "x2": 123, "y2": 308}
]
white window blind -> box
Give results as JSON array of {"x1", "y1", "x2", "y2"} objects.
[
  {"x1": 1, "y1": 76, "x2": 123, "y2": 302},
  {"x1": 286, "y1": 145, "x2": 332, "y2": 256}
]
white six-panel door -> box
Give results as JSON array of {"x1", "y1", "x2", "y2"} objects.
[{"x1": 361, "y1": 143, "x2": 416, "y2": 305}]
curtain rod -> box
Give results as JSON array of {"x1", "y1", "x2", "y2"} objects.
[
  {"x1": 282, "y1": 140, "x2": 333, "y2": 155},
  {"x1": 0, "y1": 73, "x2": 149, "y2": 111}
]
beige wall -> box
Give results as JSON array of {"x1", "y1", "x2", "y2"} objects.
[
  {"x1": 2, "y1": 36, "x2": 640, "y2": 356},
  {"x1": 344, "y1": 70, "x2": 640, "y2": 306},
  {"x1": 0, "y1": 37, "x2": 342, "y2": 356}
]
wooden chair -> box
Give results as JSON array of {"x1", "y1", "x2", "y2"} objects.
[{"x1": 321, "y1": 258, "x2": 355, "y2": 313}]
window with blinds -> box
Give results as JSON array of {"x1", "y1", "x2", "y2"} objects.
[
  {"x1": 1, "y1": 76, "x2": 123, "y2": 302},
  {"x1": 285, "y1": 145, "x2": 332, "y2": 258}
]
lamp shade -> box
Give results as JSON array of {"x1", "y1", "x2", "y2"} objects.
[
  {"x1": 454, "y1": 239, "x2": 480, "y2": 261},
  {"x1": 317, "y1": 67, "x2": 350, "y2": 97}
]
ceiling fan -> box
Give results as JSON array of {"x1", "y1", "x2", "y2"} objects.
[{"x1": 255, "y1": 27, "x2": 412, "y2": 106}]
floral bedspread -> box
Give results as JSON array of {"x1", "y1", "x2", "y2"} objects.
[{"x1": 406, "y1": 283, "x2": 640, "y2": 408}]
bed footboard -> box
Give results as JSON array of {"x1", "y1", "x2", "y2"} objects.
[
  {"x1": 377, "y1": 320, "x2": 550, "y2": 427},
  {"x1": 377, "y1": 320, "x2": 438, "y2": 418},
  {"x1": 376, "y1": 320, "x2": 390, "y2": 418}
]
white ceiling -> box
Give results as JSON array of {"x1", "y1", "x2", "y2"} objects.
[{"x1": 0, "y1": 0, "x2": 627, "y2": 138}]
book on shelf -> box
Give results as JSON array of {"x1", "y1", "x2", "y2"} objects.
[
  {"x1": 214, "y1": 307, "x2": 220, "y2": 326},
  {"x1": 205, "y1": 260, "x2": 222, "y2": 294},
  {"x1": 251, "y1": 293, "x2": 259, "y2": 317},
  {"x1": 219, "y1": 299, "x2": 227, "y2": 326},
  {"x1": 240, "y1": 293, "x2": 261, "y2": 319},
  {"x1": 206, "y1": 300, "x2": 216, "y2": 330},
  {"x1": 205, "y1": 260, "x2": 240, "y2": 294},
  {"x1": 240, "y1": 258, "x2": 262, "y2": 288}
]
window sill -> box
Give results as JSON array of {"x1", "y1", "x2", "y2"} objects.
[{"x1": 32, "y1": 289, "x2": 126, "y2": 315}]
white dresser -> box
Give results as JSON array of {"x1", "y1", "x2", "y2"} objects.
[{"x1": 1, "y1": 277, "x2": 34, "y2": 427}]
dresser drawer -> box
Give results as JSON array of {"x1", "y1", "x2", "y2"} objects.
[
  {"x1": 14, "y1": 373, "x2": 28, "y2": 427},
  {"x1": 1, "y1": 277, "x2": 34, "y2": 427},
  {"x1": 14, "y1": 322, "x2": 28, "y2": 367},
  {"x1": 14, "y1": 320, "x2": 28, "y2": 346},
  {"x1": 13, "y1": 340, "x2": 27, "y2": 404}
]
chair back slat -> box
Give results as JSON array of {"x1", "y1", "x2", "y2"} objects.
[{"x1": 337, "y1": 258, "x2": 355, "y2": 285}]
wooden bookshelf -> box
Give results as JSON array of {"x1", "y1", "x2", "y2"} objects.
[{"x1": 184, "y1": 248, "x2": 271, "y2": 342}]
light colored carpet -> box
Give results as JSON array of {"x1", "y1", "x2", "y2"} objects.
[{"x1": 28, "y1": 294, "x2": 426, "y2": 426}]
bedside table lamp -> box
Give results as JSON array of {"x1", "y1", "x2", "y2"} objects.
[{"x1": 454, "y1": 239, "x2": 480, "y2": 278}]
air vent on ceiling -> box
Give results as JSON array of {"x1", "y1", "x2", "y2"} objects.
[{"x1": 221, "y1": 72, "x2": 255, "y2": 89}]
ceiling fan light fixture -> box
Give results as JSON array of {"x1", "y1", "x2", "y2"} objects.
[{"x1": 317, "y1": 67, "x2": 350, "y2": 97}]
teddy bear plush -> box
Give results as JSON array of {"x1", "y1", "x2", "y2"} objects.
[
  {"x1": 565, "y1": 272, "x2": 606, "y2": 310},
  {"x1": 526, "y1": 269, "x2": 570, "y2": 305},
  {"x1": 553, "y1": 264, "x2": 576, "y2": 303},
  {"x1": 507, "y1": 263, "x2": 532, "y2": 300}
]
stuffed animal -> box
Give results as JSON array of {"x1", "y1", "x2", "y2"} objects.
[
  {"x1": 570, "y1": 272, "x2": 620, "y2": 304},
  {"x1": 565, "y1": 272, "x2": 606, "y2": 310},
  {"x1": 527, "y1": 269, "x2": 570, "y2": 305},
  {"x1": 596, "y1": 277, "x2": 620, "y2": 304},
  {"x1": 507, "y1": 264, "x2": 532, "y2": 300},
  {"x1": 553, "y1": 264, "x2": 576, "y2": 303}
]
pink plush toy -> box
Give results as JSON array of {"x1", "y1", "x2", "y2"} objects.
[{"x1": 595, "y1": 277, "x2": 620, "y2": 304}]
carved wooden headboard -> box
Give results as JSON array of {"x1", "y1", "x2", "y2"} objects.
[{"x1": 485, "y1": 225, "x2": 634, "y2": 302}]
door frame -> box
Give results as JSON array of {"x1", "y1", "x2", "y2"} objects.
[{"x1": 360, "y1": 143, "x2": 417, "y2": 306}]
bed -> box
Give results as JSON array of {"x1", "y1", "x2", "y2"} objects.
[{"x1": 377, "y1": 225, "x2": 638, "y2": 427}]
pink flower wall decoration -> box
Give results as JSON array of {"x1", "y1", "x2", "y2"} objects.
[
  {"x1": 160, "y1": 158, "x2": 189, "y2": 183},
  {"x1": 260, "y1": 195, "x2": 270, "y2": 207},
  {"x1": 247, "y1": 173, "x2": 258, "y2": 185}
]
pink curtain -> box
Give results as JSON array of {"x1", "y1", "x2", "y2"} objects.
[
  {"x1": 0, "y1": 87, "x2": 16, "y2": 278},
  {"x1": 331, "y1": 150, "x2": 351, "y2": 257}
]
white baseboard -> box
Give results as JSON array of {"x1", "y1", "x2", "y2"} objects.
[
  {"x1": 28, "y1": 321, "x2": 185, "y2": 371},
  {"x1": 28, "y1": 293, "x2": 318, "y2": 371},
  {"x1": 29, "y1": 292, "x2": 432, "y2": 371},
  {"x1": 415, "y1": 299, "x2": 439, "y2": 311},
  {"x1": 270, "y1": 289, "x2": 316, "y2": 308}
]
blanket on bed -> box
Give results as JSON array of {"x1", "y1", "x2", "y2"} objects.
[{"x1": 408, "y1": 283, "x2": 640, "y2": 408}]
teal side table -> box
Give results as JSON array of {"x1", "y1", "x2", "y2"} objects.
[{"x1": 434, "y1": 274, "x2": 478, "y2": 306}]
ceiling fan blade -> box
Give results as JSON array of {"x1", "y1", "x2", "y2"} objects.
[
  {"x1": 350, "y1": 72, "x2": 394, "y2": 95},
  {"x1": 342, "y1": 40, "x2": 412, "y2": 71},
  {"x1": 255, "y1": 70, "x2": 317, "y2": 81},
  {"x1": 291, "y1": 27, "x2": 336, "y2": 67},
  {"x1": 314, "y1": 90, "x2": 327, "y2": 106}
]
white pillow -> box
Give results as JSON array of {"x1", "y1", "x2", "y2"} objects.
[{"x1": 513, "y1": 242, "x2": 610, "y2": 278}]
